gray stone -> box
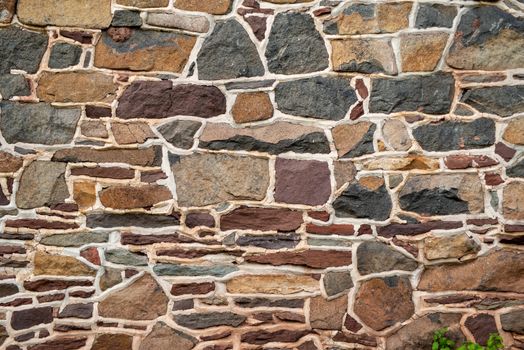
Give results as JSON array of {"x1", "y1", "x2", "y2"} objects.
[
  {"x1": 323, "y1": 271, "x2": 353, "y2": 297},
  {"x1": 86, "y1": 213, "x2": 180, "y2": 228},
  {"x1": 0, "y1": 75, "x2": 30, "y2": 99},
  {"x1": 40, "y1": 232, "x2": 109, "y2": 247},
  {"x1": 369, "y1": 73, "x2": 455, "y2": 114},
  {"x1": 0, "y1": 102, "x2": 81, "y2": 145},
  {"x1": 266, "y1": 12, "x2": 328, "y2": 74},
  {"x1": 197, "y1": 19, "x2": 264, "y2": 80},
  {"x1": 424, "y1": 232, "x2": 480, "y2": 260},
  {"x1": 225, "y1": 80, "x2": 275, "y2": 90},
  {"x1": 507, "y1": 159, "x2": 524, "y2": 178},
  {"x1": 58, "y1": 303, "x2": 93, "y2": 319},
  {"x1": 275, "y1": 76, "x2": 357, "y2": 120},
  {"x1": 153, "y1": 264, "x2": 238, "y2": 277},
  {"x1": 174, "y1": 312, "x2": 246, "y2": 329},
  {"x1": 48, "y1": 42, "x2": 82, "y2": 69},
  {"x1": 157, "y1": 120, "x2": 201, "y2": 149},
  {"x1": 111, "y1": 10, "x2": 143, "y2": 27},
  {"x1": 105, "y1": 249, "x2": 148, "y2": 266},
  {"x1": 236, "y1": 233, "x2": 300, "y2": 249},
  {"x1": 415, "y1": 4, "x2": 457, "y2": 29},
  {"x1": 460, "y1": 85, "x2": 524, "y2": 118},
  {"x1": 0, "y1": 26, "x2": 48, "y2": 74},
  {"x1": 333, "y1": 180, "x2": 392, "y2": 221},
  {"x1": 501, "y1": 309, "x2": 524, "y2": 334},
  {"x1": 413, "y1": 118, "x2": 495, "y2": 152},
  {"x1": 16, "y1": 161, "x2": 68, "y2": 209},
  {"x1": 357, "y1": 241, "x2": 418, "y2": 275},
  {"x1": 100, "y1": 267, "x2": 122, "y2": 291}
]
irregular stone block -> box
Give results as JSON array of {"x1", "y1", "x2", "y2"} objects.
[
  {"x1": 220, "y1": 206, "x2": 303, "y2": 232},
  {"x1": 241, "y1": 329, "x2": 310, "y2": 345},
  {"x1": 40, "y1": 232, "x2": 109, "y2": 247},
  {"x1": 232, "y1": 92, "x2": 274, "y2": 124},
  {"x1": 382, "y1": 119, "x2": 412, "y2": 151},
  {"x1": 416, "y1": 4, "x2": 457, "y2": 28},
  {"x1": 153, "y1": 264, "x2": 238, "y2": 277},
  {"x1": 49, "y1": 43, "x2": 82, "y2": 69},
  {"x1": 86, "y1": 212, "x2": 180, "y2": 228},
  {"x1": 0, "y1": 75, "x2": 30, "y2": 99},
  {"x1": 504, "y1": 182, "x2": 524, "y2": 220},
  {"x1": 105, "y1": 249, "x2": 148, "y2": 266},
  {"x1": 331, "y1": 38, "x2": 397, "y2": 74},
  {"x1": 147, "y1": 12, "x2": 210, "y2": 33},
  {"x1": 99, "y1": 185, "x2": 172, "y2": 209},
  {"x1": 461, "y1": 85, "x2": 524, "y2": 117},
  {"x1": 117, "y1": 0, "x2": 168, "y2": 7},
  {"x1": 501, "y1": 309, "x2": 524, "y2": 334},
  {"x1": 92, "y1": 334, "x2": 133, "y2": 350},
  {"x1": 357, "y1": 241, "x2": 417, "y2": 275},
  {"x1": 465, "y1": 314, "x2": 498, "y2": 346},
  {"x1": 52, "y1": 146, "x2": 162, "y2": 166},
  {"x1": 58, "y1": 303, "x2": 93, "y2": 319},
  {"x1": 503, "y1": 117, "x2": 524, "y2": 145},
  {"x1": 332, "y1": 122, "x2": 376, "y2": 158},
  {"x1": 236, "y1": 233, "x2": 300, "y2": 249},
  {"x1": 111, "y1": 10, "x2": 142, "y2": 27},
  {"x1": 34, "y1": 252, "x2": 96, "y2": 276},
  {"x1": 245, "y1": 249, "x2": 352, "y2": 269},
  {"x1": 174, "y1": 312, "x2": 246, "y2": 329},
  {"x1": 11, "y1": 307, "x2": 53, "y2": 330},
  {"x1": 0, "y1": 0, "x2": 16, "y2": 24},
  {"x1": 507, "y1": 159, "x2": 524, "y2": 178},
  {"x1": 424, "y1": 232, "x2": 480, "y2": 260},
  {"x1": 16, "y1": 161, "x2": 68, "y2": 209},
  {"x1": 0, "y1": 26, "x2": 48, "y2": 74},
  {"x1": 157, "y1": 120, "x2": 201, "y2": 150},
  {"x1": 227, "y1": 275, "x2": 318, "y2": 294},
  {"x1": 139, "y1": 322, "x2": 197, "y2": 350},
  {"x1": 111, "y1": 122, "x2": 155, "y2": 145},
  {"x1": 400, "y1": 32, "x2": 449, "y2": 72},
  {"x1": 323, "y1": 271, "x2": 353, "y2": 297},
  {"x1": 175, "y1": 0, "x2": 232, "y2": 14},
  {"x1": 310, "y1": 295, "x2": 347, "y2": 330}
]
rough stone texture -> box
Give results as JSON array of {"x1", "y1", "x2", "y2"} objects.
[
  {"x1": 504, "y1": 182, "x2": 524, "y2": 220},
  {"x1": 49, "y1": 43, "x2": 82, "y2": 69},
  {"x1": 34, "y1": 252, "x2": 96, "y2": 276},
  {"x1": 11, "y1": 307, "x2": 53, "y2": 330},
  {"x1": 400, "y1": 32, "x2": 449, "y2": 72},
  {"x1": 0, "y1": 26, "x2": 48, "y2": 74},
  {"x1": 232, "y1": 92, "x2": 274, "y2": 124},
  {"x1": 111, "y1": 10, "x2": 142, "y2": 27},
  {"x1": 245, "y1": 249, "x2": 352, "y2": 269},
  {"x1": 310, "y1": 295, "x2": 347, "y2": 330},
  {"x1": 92, "y1": 334, "x2": 133, "y2": 350},
  {"x1": 139, "y1": 322, "x2": 197, "y2": 350},
  {"x1": 0, "y1": 0, "x2": 16, "y2": 24},
  {"x1": 157, "y1": 120, "x2": 201, "y2": 149},
  {"x1": 503, "y1": 117, "x2": 524, "y2": 145},
  {"x1": 147, "y1": 12, "x2": 210, "y2": 33},
  {"x1": 461, "y1": 85, "x2": 524, "y2": 118},
  {"x1": 100, "y1": 185, "x2": 171, "y2": 209},
  {"x1": 501, "y1": 310, "x2": 524, "y2": 334},
  {"x1": 415, "y1": 4, "x2": 457, "y2": 29},
  {"x1": 174, "y1": 312, "x2": 246, "y2": 329},
  {"x1": 332, "y1": 122, "x2": 376, "y2": 158},
  {"x1": 424, "y1": 232, "x2": 481, "y2": 260},
  {"x1": 323, "y1": 271, "x2": 353, "y2": 297},
  {"x1": 227, "y1": 275, "x2": 318, "y2": 294},
  {"x1": 175, "y1": 0, "x2": 232, "y2": 14},
  {"x1": 382, "y1": 120, "x2": 411, "y2": 151},
  {"x1": 117, "y1": 0, "x2": 167, "y2": 7},
  {"x1": 465, "y1": 314, "x2": 498, "y2": 346},
  {"x1": 0, "y1": 74, "x2": 30, "y2": 99},
  {"x1": 112, "y1": 122, "x2": 155, "y2": 145},
  {"x1": 37, "y1": 72, "x2": 116, "y2": 103},
  {"x1": 357, "y1": 241, "x2": 418, "y2": 275},
  {"x1": 331, "y1": 38, "x2": 397, "y2": 74},
  {"x1": 52, "y1": 146, "x2": 162, "y2": 166},
  {"x1": 333, "y1": 178, "x2": 392, "y2": 220},
  {"x1": 220, "y1": 206, "x2": 303, "y2": 232},
  {"x1": 16, "y1": 161, "x2": 68, "y2": 209},
  {"x1": 87, "y1": 212, "x2": 179, "y2": 228}
]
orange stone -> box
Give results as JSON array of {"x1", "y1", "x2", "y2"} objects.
[
  {"x1": 73, "y1": 181, "x2": 96, "y2": 211},
  {"x1": 37, "y1": 71, "x2": 116, "y2": 103},
  {"x1": 175, "y1": 0, "x2": 232, "y2": 14},
  {"x1": 34, "y1": 252, "x2": 96, "y2": 276},
  {"x1": 99, "y1": 185, "x2": 172, "y2": 209},
  {"x1": 232, "y1": 92, "x2": 274, "y2": 124},
  {"x1": 400, "y1": 32, "x2": 449, "y2": 72}
]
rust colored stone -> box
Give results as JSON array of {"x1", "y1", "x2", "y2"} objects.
[
  {"x1": 221, "y1": 206, "x2": 303, "y2": 232},
  {"x1": 232, "y1": 92, "x2": 274, "y2": 123},
  {"x1": 37, "y1": 71, "x2": 116, "y2": 103},
  {"x1": 99, "y1": 185, "x2": 172, "y2": 209},
  {"x1": 176, "y1": 0, "x2": 232, "y2": 14},
  {"x1": 377, "y1": 221, "x2": 463, "y2": 238},
  {"x1": 5, "y1": 219, "x2": 78, "y2": 230},
  {"x1": 24, "y1": 279, "x2": 92, "y2": 292},
  {"x1": 73, "y1": 181, "x2": 96, "y2": 210},
  {"x1": 307, "y1": 211, "x2": 330, "y2": 222},
  {"x1": 465, "y1": 314, "x2": 498, "y2": 346},
  {"x1": 0, "y1": 151, "x2": 23, "y2": 173},
  {"x1": 485, "y1": 173, "x2": 504, "y2": 186},
  {"x1": 80, "y1": 247, "x2": 100, "y2": 266},
  {"x1": 70, "y1": 166, "x2": 135, "y2": 179},
  {"x1": 171, "y1": 282, "x2": 215, "y2": 296},
  {"x1": 495, "y1": 142, "x2": 516, "y2": 161},
  {"x1": 245, "y1": 250, "x2": 352, "y2": 269},
  {"x1": 306, "y1": 223, "x2": 355, "y2": 235},
  {"x1": 310, "y1": 295, "x2": 347, "y2": 330}
]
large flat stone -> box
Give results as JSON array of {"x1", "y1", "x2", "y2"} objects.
[
  {"x1": 52, "y1": 146, "x2": 162, "y2": 166},
  {"x1": 0, "y1": 26, "x2": 48, "y2": 74},
  {"x1": 504, "y1": 182, "x2": 524, "y2": 220},
  {"x1": 460, "y1": 85, "x2": 524, "y2": 118},
  {"x1": 227, "y1": 275, "x2": 318, "y2": 294},
  {"x1": 331, "y1": 38, "x2": 397, "y2": 74},
  {"x1": 139, "y1": 322, "x2": 197, "y2": 350},
  {"x1": 175, "y1": 0, "x2": 232, "y2": 14},
  {"x1": 220, "y1": 206, "x2": 303, "y2": 232},
  {"x1": 357, "y1": 241, "x2": 417, "y2": 275},
  {"x1": 16, "y1": 161, "x2": 68, "y2": 209}
]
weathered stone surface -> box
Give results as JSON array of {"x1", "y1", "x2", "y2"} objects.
[
  {"x1": 154, "y1": 264, "x2": 238, "y2": 277},
  {"x1": 185, "y1": 212, "x2": 215, "y2": 228},
  {"x1": 416, "y1": 4, "x2": 457, "y2": 28},
  {"x1": 227, "y1": 275, "x2": 318, "y2": 294},
  {"x1": 0, "y1": 26, "x2": 48, "y2": 74},
  {"x1": 323, "y1": 271, "x2": 353, "y2": 297},
  {"x1": 52, "y1": 146, "x2": 162, "y2": 166},
  {"x1": 332, "y1": 122, "x2": 376, "y2": 158},
  {"x1": 95, "y1": 28, "x2": 196, "y2": 72},
  {"x1": 172, "y1": 153, "x2": 269, "y2": 207},
  {"x1": 461, "y1": 85, "x2": 524, "y2": 118},
  {"x1": 199, "y1": 122, "x2": 330, "y2": 154},
  {"x1": 158, "y1": 120, "x2": 201, "y2": 149},
  {"x1": 99, "y1": 274, "x2": 168, "y2": 320},
  {"x1": 139, "y1": 322, "x2": 197, "y2": 350},
  {"x1": 370, "y1": 73, "x2": 455, "y2": 114},
  {"x1": 232, "y1": 92, "x2": 274, "y2": 124},
  {"x1": 274, "y1": 158, "x2": 331, "y2": 206},
  {"x1": 112, "y1": 122, "x2": 155, "y2": 145},
  {"x1": 424, "y1": 232, "x2": 480, "y2": 260},
  {"x1": 501, "y1": 309, "x2": 524, "y2": 334},
  {"x1": 100, "y1": 185, "x2": 172, "y2": 209},
  {"x1": 34, "y1": 252, "x2": 96, "y2": 276},
  {"x1": 354, "y1": 276, "x2": 414, "y2": 331},
  {"x1": 49, "y1": 43, "x2": 82, "y2": 69},
  {"x1": 0, "y1": 152, "x2": 23, "y2": 173},
  {"x1": 72, "y1": 167, "x2": 135, "y2": 180},
  {"x1": 508, "y1": 159, "x2": 524, "y2": 178},
  {"x1": 81, "y1": 120, "x2": 108, "y2": 139},
  {"x1": 447, "y1": 6, "x2": 524, "y2": 70},
  {"x1": 197, "y1": 19, "x2": 264, "y2": 80},
  {"x1": 147, "y1": 12, "x2": 210, "y2": 33},
  {"x1": 382, "y1": 120, "x2": 411, "y2": 151},
  {"x1": 246, "y1": 249, "x2": 352, "y2": 269},
  {"x1": 176, "y1": 0, "x2": 231, "y2": 14},
  {"x1": 87, "y1": 212, "x2": 180, "y2": 228},
  {"x1": 241, "y1": 329, "x2": 309, "y2": 345},
  {"x1": 11, "y1": 307, "x2": 53, "y2": 330},
  {"x1": 17, "y1": 0, "x2": 111, "y2": 28},
  {"x1": 357, "y1": 241, "x2": 417, "y2": 275},
  {"x1": 235, "y1": 297, "x2": 303, "y2": 308},
  {"x1": 0, "y1": 0, "x2": 16, "y2": 24},
  {"x1": 266, "y1": 12, "x2": 328, "y2": 74},
  {"x1": 236, "y1": 233, "x2": 300, "y2": 249},
  {"x1": 117, "y1": 81, "x2": 226, "y2": 119},
  {"x1": 0, "y1": 283, "x2": 18, "y2": 297},
  {"x1": 0, "y1": 74, "x2": 30, "y2": 98},
  {"x1": 1, "y1": 102, "x2": 81, "y2": 145},
  {"x1": 276, "y1": 77, "x2": 357, "y2": 120},
  {"x1": 92, "y1": 334, "x2": 133, "y2": 350},
  {"x1": 400, "y1": 32, "x2": 449, "y2": 72},
  {"x1": 117, "y1": 0, "x2": 168, "y2": 7},
  {"x1": 100, "y1": 268, "x2": 122, "y2": 291},
  {"x1": 333, "y1": 178, "x2": 392, "y2": 221},
  {"x1": 465, "y1": 314, "x2": 498, "y2": 346},
  {"x1": 419, "y1": 249, "x2": 524, "y2": 293},
  {"x1": 23, "y1": 279, "x2": 91, "y2": 292},
  {"x1": 413, "y1": 118, "x2": 495, "y2": 151},
  {"x1": 174, "y1": 312, "x2": 246, "y2": 329},
  {"x1": 399, "y1": 174, "x2": 484, "y2": 216},
  {"x1": 386, "y1": 313, "x2": 465, "y2": 350},
  {"x1": 504, "y1": 117, "x2": 524, "y2": 145},
  {"x1": 16, "y1": 161, "x2": 68, "y2": 209},
  {"x1": 37, "y1": 72, "x2": 116, "y2": 103},
  {"x1": 171, "y1": 282, "x2": 215, "y2": 296},
  {"x1": 331, "y1": 38, "x2": 397, "y2": 74},
  {"x1": 220, "y1": 206, "x2": 303, "y2": 231},
  {"x1": 28, "y1": 337, "x2": 88, "y2": 350},
  {"x1": 111, "y1": 10, "x2": 142, "y2": 27},
  {"x1": 310, "y1": 295, "x2": 347, "y2": 330},
  {"x1": 105, "y1": 249, "x2": 148, "y2": 266},
  {"x1": 59, "y1": 303, "x2": 93, "y2": 319},
  {"x1": 504, "y1": 182, "x2": 524, "y2": 220},
  {"x1": 73, "y1": 181, "x2": 96, "y2": 210}
]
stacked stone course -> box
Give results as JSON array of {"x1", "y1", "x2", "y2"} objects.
[{"x1": 0, "y1": 0, "x2": 523, "y2": 349}]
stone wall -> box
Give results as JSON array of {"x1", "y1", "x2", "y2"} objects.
[{"x1": 0, "y1": 0, "x2": 523, "y2": 349}]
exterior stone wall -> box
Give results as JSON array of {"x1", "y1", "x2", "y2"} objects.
[{"x1": 0, "y1": 0, "x2": 523, "y2": 349}]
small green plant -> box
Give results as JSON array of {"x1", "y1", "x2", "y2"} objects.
[{"x1": 432, "y1": 328, "x2": 504, "y2": 350}]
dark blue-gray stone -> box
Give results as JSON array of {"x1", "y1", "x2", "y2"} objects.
[
  {"x1": 357, "y1": 241, "x2": 418, "y2": 275},
  {"x1": 342, "y1": 124, "x2": 376, "y2": 158},
  {"x1": 157, "y1": 119, "x2": 201, "y2": 150},
  {"x1": 333, "y1": 181, "x2": 392, "y2": 221},
  {"x1": 153, "y1": 264, "x2": 238, "y2": 277},
  {"x1": 111, "y1": 10, "x2": 143, "y2": 27},
  {"x1": 399, "y1": 188, "x2": 469, "y2": 216},
  {"x1": 415, "y1": 4, "x2": 457, "y2": 29},
  {"x1": 86, "y1": 212, "x2": 180, "y2": 228},
  {"x1": 48, "y1": 42, "x2": 82, "y2": 69},
  {"x1": 40, "y1": 231, "x2": 109, "y2": 247},
  {"x1": 173, "y1": 312, "x2": 246, "y2": 329},
  {"x1": 460, "y1": 85, "x2": 524, "y2": 118},
  {"x1": 0, "y1": 75, "x2": 30, "y2": 98},
  {"x1": 266, "y1": 12, "x2": 329, "y2": 74},
  {"x1": 0, "y1": 26, "x2": 48, "y2": 74},
  {"x1": 507, "y1": 159, "x2": 524, "y2": 178}
]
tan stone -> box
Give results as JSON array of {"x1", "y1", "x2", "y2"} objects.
[
  {"x1": 139, "y1": 322, "x2": 197, "y2": 350},
  {"x1": 310, "y1": 295, "x2": 347, "y2": 330},
  {"x1": 37, "y1": 72, "x2": 116, "y2": 103},
  {"x1": 359, "y1": 176, "x2": 384, "y2": 191},
  {"x1": 175, "y1": 0, "x2": 232, "y2": 15},
  {"x1": 376, "y1": 3, "x2": 412, "y2": 33},
  {"x1": 334, "y1": 161, "x2": 357, "y2": 190},
  {"x1": 382, "y1": 119, "x2": 412, "y2": 151},
  {"x1": 262, "y1": 0, "x2": 314, "y2": 3},
  {"x1": 232, "y1": 92, "x2": 274, "y2": 124},
  {"x1": 362, "y1": 156, "x2": 439, "y2": 171},
  {"x1": 332, "y1": 122, "x2": 374, "y2": 157},
  {"x1": 81, "y1": 121, "x2": 108, "y2": 139},
  {"x1": 73, "y1": 181, "x2": 96, "y2": 211},
  {"x1": 99, "y1": 185, "x2": 172, "y2": 209},
  {"x1": 117, "y1": 0, "x2": 168, "y2": 7},
  {"x1": 17, "y1": 0, "x2": 112, "y2": 28},
  {"x1": 424, "y1": 232, "x2": 481, "y2": 260},
  {"x1": 112, "y1": 122, "x2": 155, "y2": 145},
  {"x1": 34, "y1": 252, "x2": 96, "y2": 277},
  {"x1": 400, "y1": 32, "x2": 449, "y2": 72},
  {"x1": 92, "y1": 334, "x2": 133, "y2": 350},
  {"x1": 0, "y1": 151, "x2": 23, "y2": 173},
  {"x1": 504, "y1": 182, "x2": 524, "y2": 220},
  {"x1": 503, "y1": 117, "x2": 524, "y2": 145},
  {"x1": 99, "y1": 274, "x2": 169, "y2": 320},
  {"x1": 146, "y1": 12, "x2": 210, "y2": 33},
  {"x1": 331, "y1": 38, "x2": 397, "y2": 75},
  {"x1": 226, "y1": 275, "x2": 318, "y2": 294}
]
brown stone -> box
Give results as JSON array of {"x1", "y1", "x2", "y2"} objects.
[
  {"x1": 227, "y1": 275, "x2": 318, "y2": 294},
  {"x1": 310, "y1": 295, "x2": 347, "y2": 330},
  {"x1": 377, "y1": 220, "x2": 463, "y2": 238},
  {"x1": 400, "y1": 32, "x2": 449, "y2": 72},
  {"x1": 306, "y1": 223, "x2": 354, "y2": 235},
  {"x1": 0, "y1": 0, "x2": 16, "y2": 24},
  {"x1": 139, "y1": 322, "x2": 197, "y2": 350},
  {"x1": 99, "y1": 185, "x2": 172, "y2": 209},
  {"x1": 376, "y1": 3, "x2": 412, "y2": 33},
  {"x1": 99, "y1": 274, "x2": 168, "y2": 320},
  {"x1": 117, "y1": 0, "x2": 168, "y2": 7},
  {"x1": 382, "y1": 119, "x2": 412, "y2": 151},
  {"x1": 5, "y1": 219, "x2": 78, "y2": 230},
  {"x1": 444, "y1": 155, "x2": 498, "y2": 170},
  {"x1": 274, "y1": 158, "x2": 331, "y2": 206},
  {"x1": 241, "y1": 329, "x2": 309, "y2": 345},
  {"x1": 16, "y1": 161, "x2": 68, "y2": 209},
  {"x1": 81, "y1": 121, "x2": 108, "y2": 138},
  {"x1": 80, "y1": 247, "x2": 101, "y2": 266},
  {"x1": 354, "y1": 276, "x2": 414, "y2": 331},
  {"x1": 11, "y1": 307, "x2": 53, "y2": 330},
  {"x1": 61, "y1": 31, "x2": 94, "y2": 44},
  {"x1": 424, "y1": 232, "x2": 481, "y2": 260},
  {"x1": 24, "y1": 279, "x2": 92, "y2": 292},
  {"x1": 331, "y1": 38, "x2": 397, "y2": 75},
  {"x1": 28, "y1": 337, "x2": 88, "y2": 350},
  {"x1": 176, "y1": 0, "x2": 232, "y2": 15},
  {"x1": 70, "y1": 166, "x2": 135, "y2": 179},
  {"x1": 112, "y1": 122, "x2": 155, "y2": 145},
  {"x1": 465, "y1": 314, "x2": 498, "y2": 346},
  {"x1": 171, "y1": 282, "x2": 215, "y2": 296},
  {"x1": 232, "y1": 92, "x2": 274, "y2": 123},
  {"x1": 95, "y1": 28, "x2": 196, "y2": 73},
  {"x1": 52, "y1": 146, "x2": 162, "y2": 166},
  {"x1": 332, "y1": 122, "x2": 375, "y2": 158},
  {"x1": 419, "y1": 249, "x2": 524, "y2": 293},
  {"x1": 220, "y1": 206, "x2": 303, "y2": 232},
  {"x1": 17, "y1": 0, "x2": 112, "y2": 28},
  {"x1": 504, "y1": 182, "x2": 524, "y2": 220},
  {"x1": 503, "y1": 117, "x2": 524, "y2": 145},
  {"x1": 0, "y1": 151, "x2": 23, "y2": 173},
  {"x1": 185, "y1": 212, "x2": 215, "y2": 228},
  {"x1": 37, "y1": 71, "x2": 116, "y2": 103},
  {"x1": 73, "y1": 181, "x2": 96, "y2": 210},
  {"x1": 246, "y1": 250, "x2": 351, "y2": 269},
  {"x1": 92, "y1": 334, "x2": 133, "y2": 350},
  {"x1": 485, "y1": 173, "x2": 504, "y2": 186},
  {"x1": 34, "y1": 252, "x2": 96, "y2": 277}
]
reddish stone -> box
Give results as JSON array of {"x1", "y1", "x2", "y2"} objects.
[
  {"x1": 58, "y1": 303, "x2": 93, "y2": 319},
  {"x1": 465, "y1": 314, "x2": 498, "y2": 346},
  {"x1": 186, "y1": 212, "x2": 215, "y2": 228},
  {"x1": 0, "y1": 151, "x2": 23, "y2": 172},
  {"x1": 24, "y1": 279, "x2": 92, "y2": 292},
  {"x1": 245, "y1": 250, "x2": 351, "y2": 269},
  {"x1": 313, "y1": 7, "x2": 331, "y2": 16},
  {"x1": 12, "y1": 307, "x2": 53, "y2": 330},
  {"x1": 306, "y1": 223, "x2": 355, "y2": 235},
  {"x1": 355, "y1": 79, "x2": 368, "y2": 99},
  {"x1": 68, "y1": 290, "x2": 95, "y2": 298},
  {"x1": 349, "y1": 102, "x2": 364, "y2": 120},
  {"x1": 357, "y1": 224, "x2": 373, "y2": 236},
  {"x1": 0, "y1": 298, "x2": 32, "y2": 307},
  {"x1": 244, "y1": 16, "x2": 267, "y2": 41},
  {"x1": 71, "y1": 167, "x2": 135, "y2": 179},
  {"x1": 171, "y1": 282, "x2": 215, "y2": 296},
  {"x1": 392, "y1": 237, "x2": 419, "y2": 257},
  {"x1": 5, "y1": 219, "x2": 78, "y2": 230},
  {"x1": 333, "y1": 332, "x2": 377, "y2": 347},
  {"x1": 310, "y1": 295, "x2": 347, "y2": 330},
  {"x1": 52, "y1": 146, "x2": 162, "y2": 167},
  {"x1": 61, "y1": 31, "x2": 93, "y2": 44},
  {"x1": 241, "y1": 329, "x2": 309, "y2": 345},
  {"x1": 220, "y1": 206, "x2": 303, "y2": 232},
  {"x1": 495, "y1": 142, "x2": 516, "y2": 161},
  {"x1": 485, "y1": 173, "x2": 504, "y2": 186},
  {"x1": 121, "y1": 232, "x2": 193, "y2": 245},
  {"x1": 467, "y1": 218, "x2": 498, "y2": 226},
  {"x1": 49, "y1": 203, "x2": 79, "y2": 212},
  {"x1": 38, "y1": 294, "x2": 65, "y2": 303},
  {"x1": 505, "y1": 224, "x2": 524, "y2": 233},
  {"x1": 377, "y1": 221, "x2": 463, "y2": 237},
  {"x1": 344, "y1": 315, "x2": 363, "y2": 332},
  {"x1": 307, "y1": 211, "x2": 330, "y2": 222},
  {"x1": 125, "y1": 269, "x2": 138, "y2": 278},
  {"x1": 424, "y1": 295, "x2": 481, "y2": 305},
  {"x1": 141, "y1": 170, "x2": 167, "y2": 183},
  {"x1": 28, "y1": 337, "x2": 87, "y2": 350},
  {"x1": 445, "y1": 155, "x2": 498, "y2": 169},
  {"x1": 80, "y1": 247, "x2": 100, "y2": 266},
  {"x1": 99, "y1": 184, "x2": 172, "y2": 209},
  {"x1": 0, "y1": 245, "x2": 26, "y2": 255}
]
